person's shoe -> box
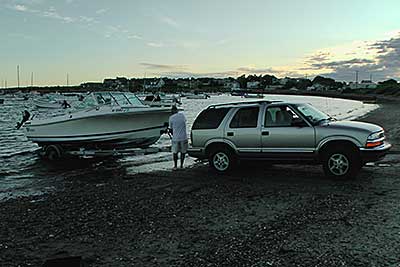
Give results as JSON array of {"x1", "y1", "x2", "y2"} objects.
[{"x1": 172, "y1": 167, "x2": 178, "y2": 171}]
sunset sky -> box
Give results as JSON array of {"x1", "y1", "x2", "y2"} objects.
[{"x1": 1, "y1": 0, "x2": 400, "y2": 87}]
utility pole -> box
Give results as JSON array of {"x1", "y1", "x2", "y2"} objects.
[
  {"x1": 5, "y1": 79, "x2": 7, "y2": 89},
  {"x1": 143, "y1": 72, "x2": 146, "y2": 92},
  {"x1": 66, "y1": 73, "x2": 69, "y2": 86},
  {"x1": 355, "y1": 71, "x2": 359, "y2": 89},
  {"x1": 17, "y1": 65, "x2": 20, "y2": 88},
  {"x1": 31, "y1": 72, "x2": 34, "y2": 87}
]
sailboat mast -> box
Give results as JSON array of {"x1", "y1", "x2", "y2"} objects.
[{"x1": 17, "y1": 65, "x2": 20, "y2": 88}]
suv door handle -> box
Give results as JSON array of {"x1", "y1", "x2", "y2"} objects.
[
  {"x1": 227, "y1": 132, "x2": 234, "y2": 136},
  {"x1": 262, "y1": 131, "x2": 269, "y2": 136}
]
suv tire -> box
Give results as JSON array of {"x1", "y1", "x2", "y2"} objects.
[
  {"x1": 209, "y1": 148, "x2": 236, "y2": 173},
  {"x1": 322, "y1": 147, "x2": 360, "y2": 179}
]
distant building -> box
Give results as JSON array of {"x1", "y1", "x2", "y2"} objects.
[
  {"x1": 80, "y1": 82, "x2": 103, "y2": 90},
  {"x1": 279, "y1": 77, "x2": 291, "y2": 85},
  {"x1": 224, "y1": 81, "x2": 240, "y2": 89},
  {"x1": 265, "y1": 85, "x2": 282, "y2": 90},
  {"x1": 145, "y1": 78, "x2": 165, "y2": 90},
  {"x1": 349, "y1": 80, "x2": 377, "y2": 89},
  {"x1": 177, "y1": 80, "x2": 190, "y2": 88},
  {"x1": 247, "y1": 81, "x2": 260, "y2": 89},
  {"x1": 307, "y1": 84, "x2": 327, "y2": 91},
  {"x1": 103, "y1": 77, "x2": 129, "y2": 90}
]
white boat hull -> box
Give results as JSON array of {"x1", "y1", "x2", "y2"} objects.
[
  {"x1": 34, "y1": 100, "x2": 64, "y2": 109},
  {"x1": 186, "y1": 94, "x2": 209, "y2": 99},
  {"x1": 24, "y1": 107, "x2": 171, "y2": 149}
]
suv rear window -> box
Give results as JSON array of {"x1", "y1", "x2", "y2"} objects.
[
  {"x1": 229, "y1": 107, "x2": 259, "y2": 128},
  {"x1": 192, "y1": 108, "x2": 230, "y2": 129}
]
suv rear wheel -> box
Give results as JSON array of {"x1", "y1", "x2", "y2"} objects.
[
  {"x1": 209, "y1": 148, "x2": 236, "y2": 173},
  {"x1": 322, "y1": 147, "x2": 360, "y2": 179}
]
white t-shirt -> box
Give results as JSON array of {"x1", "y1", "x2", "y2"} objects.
[{"x1": 169, "y1": 112, "x2": 188, "y2": 142}]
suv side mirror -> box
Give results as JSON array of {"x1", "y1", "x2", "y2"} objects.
[{"x1": 291, "y1": 118, "x2": 308, "y2": 127}]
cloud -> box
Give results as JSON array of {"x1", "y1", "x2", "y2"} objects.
[
  {"x1": 79, "y1": 16, "x2": 98, "y2": 24},
  {"x1": 42, "y1": 8, "x2": 75, "y2": 23},
  {"x1": 306, "y1": 33, "x2": 400, "y2": 81},
  {"x1": 7, "y1": 4, "x2": 98, "y2": 25},
  {"x1": 237, "y1": 66, "x2": 278, "y2": 74},
  {"x1": 140, "y1": 63, "x2": 189, "y2": 71},
  {"x1": 13, "y1": 4, "x2": 28, "y2": 11},
  {"x1": 128, "y1": 34, "x2": 143, "y2": 40},
  {"x1": 154, "y1": 70, "x2": 240, "y2": 78},
  {"x1": 306, "y1": 52, "x2": 331, "y2": 63},
  {"x1": 147, "y1": 42, "x2": 165, "y2": 48},
  {"x1": 160, "y1": 15, "x2": 179, "y2": 28},
  {"x1": 310, "y1": 58, "x2": 376, "y2": 69},
  {"x1": 95, "y1": 8, "x2": 108, "y2": 15},
  {"x1": 143, "y1": 65, "x2": 301, "y2": 79}
]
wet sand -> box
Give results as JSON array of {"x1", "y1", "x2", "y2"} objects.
[{"x1": 1, "y1": 98, "x2": 400, "y2": 266}]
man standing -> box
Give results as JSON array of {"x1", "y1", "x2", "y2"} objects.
[{"x1": 168, "y1": 106, "x2": 188, "y2": 170}]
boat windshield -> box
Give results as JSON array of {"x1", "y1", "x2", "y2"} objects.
[
  {"x1": 94, "y1": 92, "x2": 145, "y2": 107},
  {"x1": 293, "y1": 103, "x2": 333, "y2": 125},
  {"x1": 125, "y1": 93, "x2": 146, "y2": 106}
]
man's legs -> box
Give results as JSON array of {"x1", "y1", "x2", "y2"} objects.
[
  {"x1": 173, "y1": 153, "x2": 178, "y2": 169},
  {"x1": 172, "y1": 141, "x2": 178, "y2": 169},
  {"x1": 180, "y1": 153, "x2": 185, "y2": 168},
  {"x1": 180, "y1": 140, "x2": 188, "y2": 168}
]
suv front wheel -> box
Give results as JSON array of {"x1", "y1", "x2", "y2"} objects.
[
  {"x1": 322, "y1": 147, "x2": 360, "y2": 179},
  {"x1": 209, "y1": 148, "x2": 236, "y2": 173}
]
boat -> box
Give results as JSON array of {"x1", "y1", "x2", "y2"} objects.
[
  {"x1": 21, "y1": 92, "x2": 172, "y2": 151},
  {"x1": 34, "y1": 93, "x2": 73, "y2": 109},
  {"x1": 186, "y1": 92, "x2": 210, "y2": 99},
  {"x1": 34, "y1": 99, "x2": 68, "y2": 109},
  {"x1": 243, "y1": 93, "x2": 264, "y2": 98},
  {"x1": 140, "y1": 93, "x2": 181, "y2": 107}
]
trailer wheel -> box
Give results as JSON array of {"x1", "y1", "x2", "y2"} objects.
[{"x1": 45, "y1": 145, "x2": 63, "y2": 161}]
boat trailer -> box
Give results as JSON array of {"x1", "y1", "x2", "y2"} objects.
[{"x1": 38, "y1": 144, "x2": 171, "y2": 161}]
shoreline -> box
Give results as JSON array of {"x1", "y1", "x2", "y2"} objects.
[{"x1": 1, "y1": 99, "x2": 400, "y2": 266}]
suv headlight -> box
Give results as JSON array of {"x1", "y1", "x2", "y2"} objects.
[{"x1": 366, "y1": 131, "x2": 385, "y2": 148}]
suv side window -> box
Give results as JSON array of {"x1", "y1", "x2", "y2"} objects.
[
  {"x1": 229, "y1": 107, "x2": 259, "y2": 128},
  {"x1": 192, "y1": 107, "x2": 230, "y2": 129},
  {"x1": 265, "y1": 105, "x2": 304, "y2": 127}
]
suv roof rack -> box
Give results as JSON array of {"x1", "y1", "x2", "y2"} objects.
[{"x1": 206, "y1": 100, "x2": 281, "y2": 109}]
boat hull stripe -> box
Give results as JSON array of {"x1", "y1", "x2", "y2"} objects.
[{"x1": 28, "y1": 124, "x2": 166, "y2": 139}]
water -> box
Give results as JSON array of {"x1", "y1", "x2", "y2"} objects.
[{"x1": 0, "y1": 93, "x2": 378, "y2": 201}]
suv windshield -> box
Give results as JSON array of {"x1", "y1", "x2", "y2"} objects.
[{"x1": 294, "y1": 103, "x2": 333, "y2": 125}]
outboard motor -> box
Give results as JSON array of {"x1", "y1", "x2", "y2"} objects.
[
  {"x1": 62, "y1": 100, "x2": 71, "y2": 109},
  {"x1": 16, "y1": 110, "x2": 31, "y2": 129}
]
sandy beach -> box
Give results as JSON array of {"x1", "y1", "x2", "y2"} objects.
[{"x1": 1, "y1": 98, "x2": 400, "y2": 266}]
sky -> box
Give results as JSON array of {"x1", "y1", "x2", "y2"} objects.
[{"x1": 1, "y1": 0, "x2": 400, "y2": 87}]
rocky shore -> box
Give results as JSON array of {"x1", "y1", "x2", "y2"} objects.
[{"x1": 1, "y1": 98, "x2": 400, "y2": 266}]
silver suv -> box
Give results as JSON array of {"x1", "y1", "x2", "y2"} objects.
[{"x1": 188, "y1": 100, "x2": 391, "y2": 178}]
